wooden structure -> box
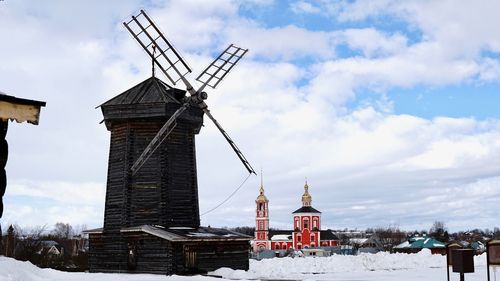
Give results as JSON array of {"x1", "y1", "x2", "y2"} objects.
[
  {"x1": 87, "y1": 10, "x2": 254, "y2": 274},
  {"x1": 0, "y1": 91, "x2": 45, "y2": 254},
  {"x1": 487, "y1": 240, "x2": 500, "y2": 281},
  {"x1": 86, "y1": 77, "x2": 251, "y2": 274}
]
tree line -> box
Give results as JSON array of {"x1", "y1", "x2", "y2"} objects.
[{"x1": 1, "y1": 222, "x2": 88, "y2": 271}]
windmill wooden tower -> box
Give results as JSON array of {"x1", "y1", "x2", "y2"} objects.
[{"x1": 86, "y1": 10, "x2": 254, "y2": 275}]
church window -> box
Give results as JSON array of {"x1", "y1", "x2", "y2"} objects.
[
  {"x1": 311, "y1": 234, "x2": 315, "y2": 241},
  {"x1": 297, "y1": 235, "x2": 301, "y2": 242},
  {"x1": 304, "y1": 218, "x2": 309, "y2": 229},
  {"x1": 259, "y1": 221, "x2": 263, "y2": 230}
]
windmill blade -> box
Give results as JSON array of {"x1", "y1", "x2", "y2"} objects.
[
  {"x1": 124, "y1": 10, "x2": 196, "y2": 94},
  {"x1": 203, "y1": 108, "x2": 256, "y2": 175},
  {"x1": 196, "y1": 44, "x2": 248, "y2": 93},
  {"x1": 130, "y1": 104, "x2": 189, "y2": 175}
]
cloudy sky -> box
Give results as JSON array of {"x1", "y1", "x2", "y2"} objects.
[{"x1": 1, "y1": 0, "x2": 500, "y2": 233}]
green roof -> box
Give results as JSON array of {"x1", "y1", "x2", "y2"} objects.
[
  {"x1": 409, "y1": 237, "x2": 445, "y2": 249},
  {"x1": 395, "y1": 236, "x2": 446, "y2": 249}
]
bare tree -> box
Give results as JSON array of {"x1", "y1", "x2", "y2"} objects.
[
  {"x1": 72, "y1": 224, "x2": 88, "y2": 237},
  {"x1": 14, "y1": 224, "x2": 47, "y2": 262},
  {"x1": 373, "y1": 226, "x2": 407, "y2": 251},
  {"x1": 430, "y1": 221, "x2": 449, "y2": 243},
  {"x1": 494, "y1": 227, "x2": 500, "y2": 239},
  {"x1": 52, "y1": 222, "x2": 73, "y2": 239}
]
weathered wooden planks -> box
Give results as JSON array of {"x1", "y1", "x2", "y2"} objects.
[{"x1": 88, "y1": 77, "x2": 250, "y2": 275}]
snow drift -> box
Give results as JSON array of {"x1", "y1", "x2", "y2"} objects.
[
  {"x1": 211, "y1": 249, "x2": 486, "y2": 279},
  {"x1": 0, "y1": 250, "x2": 487, "y2": 281}
]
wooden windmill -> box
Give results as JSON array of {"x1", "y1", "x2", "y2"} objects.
[{"x1": 86, "y1": 10, "x2": 253, "y2": 275}]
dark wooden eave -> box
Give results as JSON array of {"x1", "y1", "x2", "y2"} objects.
[
  {"x1": 0, "y1": 91, "x2": 46, "y2": 107},
  {"x1": 0, "y1": 91, "x2": 46, "y2": 125}
]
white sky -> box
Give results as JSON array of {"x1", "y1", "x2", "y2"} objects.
[{"x1": 1, "y1": 0, "x2": 500, "y2": 233}]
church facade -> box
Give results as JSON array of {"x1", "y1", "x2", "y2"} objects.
[{"x1": 253, "y1": 181, "x2": 339, "y2": 252}]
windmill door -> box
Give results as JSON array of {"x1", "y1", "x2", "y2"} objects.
[{"x1": 184, "y1": 245, "x2": 197, "y2": 269}]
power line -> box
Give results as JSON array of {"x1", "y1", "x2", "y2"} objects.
[{"x1": 201, "y1": 173, "x2": 253, "y2": 216}]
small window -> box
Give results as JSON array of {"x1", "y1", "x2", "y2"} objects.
[
  {"x1": 297, "y1": 235, "x2": 301, "y2": 242},
  {"x1": 304, "y1": 219, "x2": 309, "y2": 229}
]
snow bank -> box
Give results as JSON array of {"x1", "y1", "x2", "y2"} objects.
[
  {"x1": 211, "y1": 249, "x2": 487, "y2": 280},
  {"x1": 0, "y1": 251, "x2": 487, "y2": 281},
  {"x1": 0, "y1": 256, "x2": 216, "y2": 281}
]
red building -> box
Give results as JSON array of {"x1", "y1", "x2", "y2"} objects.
[
  {"x1": 253, "y1": 180, "x2": 339, "y2": 252},
  {"x1": 254, "y1": 184, "x2": 271, "y2": 251},
  {"x1": 292, "y1": 182, "x2": 321, "y2": 249}
]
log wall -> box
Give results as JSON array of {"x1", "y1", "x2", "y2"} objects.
[
  {"x1": 89, "y1": 102, "x2": 203, "y2": 273},
  {"x1": 172, "y1": 240, "x2": 250, "y2": 274}
]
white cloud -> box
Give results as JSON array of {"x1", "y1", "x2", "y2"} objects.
[
  {"x1": 7, "y1": 181, "x2": 105, "y2": 205},
  {"x1": 1, "y1": 0, "x2": 500, "y2": 233},
  {"x1": 290, "y1": 1, "x2": 321, "y2": 14},
  {"x1": 341, "y1": 28, "x2": 408, "y2": 57},
  {"x1": 479, "y1": 58, "x2": 500, "y2": 81},
  {"x1": 2, "y1": 181, "x2": 105, "y2": 229},
  {"x1": 225, "y1": 24, "x2": 337, "y2": 60}
]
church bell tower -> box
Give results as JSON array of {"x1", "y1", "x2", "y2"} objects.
[{"x1": 253, "y1": 175, "x2": 270, "y2": 251}]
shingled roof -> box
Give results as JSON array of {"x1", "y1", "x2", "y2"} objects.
[
  {"x1": 100, "y1": 76, "x2": 185, "y2": 106},
  {"x1": 292, "y1": 206, "x2": 321, "y2": 214},
  {"x1": 320, "y1": 230, "x2": 339, "y2": 240}
]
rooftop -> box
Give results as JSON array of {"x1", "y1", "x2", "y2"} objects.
[
  {"x1": 100, "y1": 76, "x2": 185, "y2": 107},
  {"x1": 292, "y1": 206, "x2": 321, "y2": 214}
]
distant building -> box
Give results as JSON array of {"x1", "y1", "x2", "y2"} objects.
[
  {"x1": 394, "y1": 235, "x2": 446, "y2": 254},
  {"x1": 254, "y1": 184, "x2": 271, "y2": 251},
  {"x1": 355, "y1": 235, "x2": 384, "y2": 254},
  {"x1": 38, "y1": 240, "x2": 64, "y2": 257},
  {"x1": 253, "y1": 180, "x2": 339, "y2": 252}
]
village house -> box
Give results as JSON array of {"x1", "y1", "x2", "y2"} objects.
[{"x1": 394, "y1": 234, "x2": 446, "y2": 254}]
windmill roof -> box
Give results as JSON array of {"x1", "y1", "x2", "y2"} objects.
[
  {"x1": 99, "y1": 76, "x2": 185, "y2": 107},
  {"x1": 292, "y1": 206, "x2": 321, "y2": 214}
]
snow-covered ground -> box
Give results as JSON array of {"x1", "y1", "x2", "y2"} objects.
[{"x1": 0, "y1": 250, "x2": 493, "y2": 281}]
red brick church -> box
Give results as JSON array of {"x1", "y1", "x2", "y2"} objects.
[{"x1": 253, "y1": 180, "x2": 339, "y2": 252}]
